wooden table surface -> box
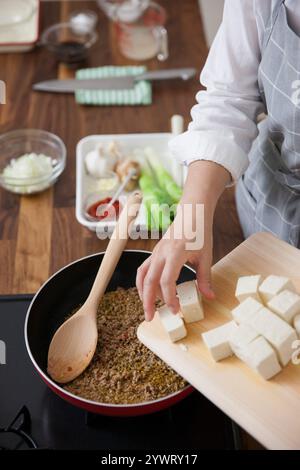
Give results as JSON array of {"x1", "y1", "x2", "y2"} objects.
[{"x1": 0, "y1": 0, "x2": 243, "y2": 296}]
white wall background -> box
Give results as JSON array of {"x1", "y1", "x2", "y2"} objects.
[{"x1": 198, "y1": 0, "x2": 224, "y2": 47}]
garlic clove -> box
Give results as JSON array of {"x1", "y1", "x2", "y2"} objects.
[{"x1": 85, "y1": 150, "x2": 111, "y2": 178}]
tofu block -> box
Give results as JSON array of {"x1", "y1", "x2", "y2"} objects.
[
  {"x1": 249, "y1": 308, "x2": 297, "y2": 366},
  {"x1": 294, "y1": 314, "x2": 300, "y2": 337},
  {"x1": 267, "y1": 289, "x2": 300, "y2": 324},
  {"x1": 258, "y1": 275, "x2": 295, "y2": 304},
  {"x1": 158, "y1": 305, "x2": 187, "y2": 342},
  {"x1": 231, "y1": 297, "x2": 263, "y2": 324},
  {"x1": 235, "y1": 275, "x2": 262, "y2": 303},
  {"x1": 229, "y1": 323, "x2": 260, "y2": 355},
  {"x1": 176, "y1": 280, "x2": 204, "y2": 323},
  {"x1": 202, "y1": 321, "x2": 238, "y2": 362},
  {"x1": 234, "y1": 336, "x2": 281, "y2": 380}
]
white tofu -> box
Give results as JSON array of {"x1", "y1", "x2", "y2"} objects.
[
  {"x1": 158, "y1": 305, "x2": 187, "y2": 342},
  {"x1": 234, "y1": 336, "x2": 281, "y2": 380},
  {"x1": 202, "y1": 321, "x2": 238, "y2": 362},
  {"x1": 258, "y1": 275, "x2": 295, "y2": 304},
  {"x1": 294, "y1": 314, "x2": 300, "y2": 337},
  {"x1": 267, "y1": 289, "x2": 300, "y2": 324},
  {"x1": 231, "y1": 297, "x2": 263, "y2": 324},
  {"x1": 249, "y1": 308, "x2": 297, "y2": 366},
  {"x1": 235, "y1": 275, "x2": 262, "y2": 303},
  {"x1": 229, "y1": 323, "x2": 259, "y2": 355},
  {"x1": 176, "y1": 280, "x2": 204, "y2": 323}
]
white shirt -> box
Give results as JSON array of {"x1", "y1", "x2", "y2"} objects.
[{"x1": 169, "y1": 0, "x2": 300, "y2": 182}]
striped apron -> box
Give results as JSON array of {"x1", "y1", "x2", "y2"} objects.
[{"x1": 236, "y1": 0, "x2": 300, "y2": 247}]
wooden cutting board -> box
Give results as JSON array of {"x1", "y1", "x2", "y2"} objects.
[{"x1": 137, "y1": 232, "x2": 300, "y2": 450}]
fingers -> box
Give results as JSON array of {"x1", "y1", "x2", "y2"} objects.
[
  {"x1": 195, "y1": 251, "x2": 215, "y2": 300},
  {"x1": 136, "y1": 250, "x2": 183, "y2": 321},
  {"x1": 136, "y1": 256, "x2": 151, "y2": 301},
  {"x1": 137, "y1": 245, "x2": 215, "y2": 326},
  {"x1": 159, "y1": 258, "x2": 181, "y2": 314},
  {"x1": 141, "y1": 258, "x2": 165, "y2": 322}
]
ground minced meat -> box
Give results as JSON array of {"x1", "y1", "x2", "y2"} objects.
[{"x1": 63, "y1": 287, "x2": 187, "y2": 404}]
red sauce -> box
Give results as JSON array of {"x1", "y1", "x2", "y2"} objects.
[{"x1": 87, "y1": 197, "x2": 120, "y2": 221}]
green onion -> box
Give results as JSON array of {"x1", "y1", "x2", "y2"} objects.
[
  {"x1": 144, "y1": 147, "x2": 182, "y2": 204},
  {"x1": 139, "y1": 170, "x2": 172, "y2": 230}
]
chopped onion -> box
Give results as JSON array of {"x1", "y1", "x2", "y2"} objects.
[{"x1": 2, "y1": 153, "x2": 53, "y2": 194}]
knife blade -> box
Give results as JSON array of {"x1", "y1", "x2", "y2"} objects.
[
  {"x1": 32, "y1": 68, "x2": 196, "y2": 93},
  {"x1": 33, "y1": 77, "x2": 136, "y2": 93}
]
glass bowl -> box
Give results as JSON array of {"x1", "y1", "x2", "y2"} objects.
[
  {"x1": 0, "y1": 129, "x2": 66, "y2": 195},
  {"x1": 40, "y1": 22, "x2": 98, "y2": 65}
]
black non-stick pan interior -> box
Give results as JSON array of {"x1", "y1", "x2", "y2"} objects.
[{"x1": 26, "y1": 250, "x2": 195, "y2": 375}]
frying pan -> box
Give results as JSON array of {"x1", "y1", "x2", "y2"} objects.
[{"x1": 25, "y1": 250, "x2": 195, "y2": 416}]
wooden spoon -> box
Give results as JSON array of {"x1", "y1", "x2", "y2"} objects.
[{"x1": 47, "y1": 191, "x2": 142, "y2": 384}]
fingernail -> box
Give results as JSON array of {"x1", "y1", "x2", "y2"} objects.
[
  {"x1": 170, "y1": 306, "x2": 179, "y2": 314},
  {"x1": 145, "y1": 310, "x2": 152, "y2": 322},
  {"x1": 207, "y1": 290, "x2": 215, "y2": 300}
]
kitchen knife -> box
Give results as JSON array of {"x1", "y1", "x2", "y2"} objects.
[{"x1": 32, "y1": 68, "x2": 196, "y2": 93}]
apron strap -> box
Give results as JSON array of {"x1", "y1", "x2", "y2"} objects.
[{"x1": 262, "y1": 0, "x2": 285, "y2": 51}]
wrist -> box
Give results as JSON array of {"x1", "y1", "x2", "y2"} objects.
[
  {"x1": 185, "y1": 160, "x2": 229, "y2": 198},
  {"x1": 167, "y1": 199, "x2": 213, "y2": 246},
  {"x1": 180, "y1": 160, "x2": 229, "y2": 212}
]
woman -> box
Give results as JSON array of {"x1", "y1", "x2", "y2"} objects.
[{"x1": 136, "y1": 0, "x2": 300, "y2": 321}]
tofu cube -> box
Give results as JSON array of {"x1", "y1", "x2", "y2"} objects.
[
  {"x1": 202, "y1": 320, "x2": 238, "y2": 362},
  {"x1": 294, "y1": 314, "x2": 300, "y2": 337},
  {"x1": 267, "y1": 289, "x2": 300, "y2": 324},
  {"x1": 235, "y1": 275, "x2": 262, "y2": 303},
  {"x1": 176, "y1": 280, "x2": 204, "y2": 323},
  {"x1": 231, "y1": 297, "x2": 263, "y2": 324},
  {"x1": 158, "y1": 305, "x2": 187, "y2": 342},
  {"x1": 229, "y1": 323, "x2": 259, "y2": 355},
  {"x1": 250, "y1": 308, "x2": 297, "y2": 366},
  {"x1": 234, "y1": 336, "x2": 281, "y2": 380},
  {"x1": 258, "y1": 275, "x2": 295, "y2": 304}
]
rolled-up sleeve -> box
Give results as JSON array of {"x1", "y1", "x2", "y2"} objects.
[{"x1": 169, "y1": 0, "x2": 266, "y2": 182}]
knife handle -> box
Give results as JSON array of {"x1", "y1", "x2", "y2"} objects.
[{"x1": 136, "y1": 68, "x2": 196, "y2": 82}]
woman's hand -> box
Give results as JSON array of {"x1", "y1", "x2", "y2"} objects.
[
  {"x1": 136, "y1": 160, "x2": 231, "y2": 321},
  {"x1": 136, "y1": 222, "x2": 214, "y2": 321}
]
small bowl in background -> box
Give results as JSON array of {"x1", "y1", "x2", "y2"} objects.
[
  {"x1": 0, "y1": 129, "x2": 66, "y2": 195},
  {"x1": 40, "y1": 22, "x2": 98, "y2": 65}
]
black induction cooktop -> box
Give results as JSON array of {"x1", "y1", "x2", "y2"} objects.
[{"x1": 0, "y1": 295, "x2": 238, "y2": 450}]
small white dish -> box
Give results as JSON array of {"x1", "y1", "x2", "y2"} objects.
[
  {"x1": 0, "y1": 0, "x2": 40, "y2": 53},
  {"x1": 0, "y1": 0, "x2": 34, "y2": 26}
]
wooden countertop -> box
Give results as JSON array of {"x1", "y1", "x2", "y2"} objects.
[{"x1": 0, "y1": 0, "x2": 243, "y2": 295}]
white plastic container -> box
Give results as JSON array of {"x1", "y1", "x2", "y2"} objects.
[
  {"x1": 76, "y1": 132, "x2": 185, "y2": 236},
  {"x1": 0, "y1": 0, "x2": 40, "y2": 53}
]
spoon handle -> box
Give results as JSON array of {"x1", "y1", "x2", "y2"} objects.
[{"x1": 86, "y1": 191, "x2": 143, "y2": 311}]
